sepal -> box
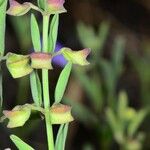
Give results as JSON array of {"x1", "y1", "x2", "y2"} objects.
[
  {"x1": 30, "y1": 52, "x2": 53, "y2": 69},
  {"x1": 6, "y1": 53, "x2": 33, "y2": 78},
  {"x1": 7, "y1": 0, "x2": 42, "y2": 16},
  {"x1": 46, "y1": 0, "x2": 67, "y2": 14},
  {"x1": 60, "y1": 47, "x2": 91, "y2": 66},
  {"x1": 7, "y1": 0, "x2": 31, "y2": 16},
  {"x1": 50, "y1": 103, "x2": 74, "y2": 124},
  {"x1": 2, "y1": 104, "x2": 31, "y2": 128}
]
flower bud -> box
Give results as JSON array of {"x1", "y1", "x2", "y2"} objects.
[
  {"x1": 6, "y1": 53, "x2": 33, "y2": 78},
  {"x1": 47, "y1": 0, "x2": 66, "y2": 14},
  {"x1": 50, "y1": 103, "x2": 74, "y2": 124},
  {"x1": 30, "y1": 52, "x2": 53, "y2": 69},
  {"x1": 7, "y1": 0, "x2": 32, "y2": 16},
  {"x1": 61, "y1": 47, "x2": 91, "y2": 66},
  {"x1": 3, "y1": 105, "x2": 31, "y2": 128}
]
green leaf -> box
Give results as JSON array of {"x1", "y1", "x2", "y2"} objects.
[
  {"x1": 37, "y1": 0, "x2": 46, "y2": 10},
  {"x1": 55, "y1": 123, "x2": 69, "y2": 150},
  {"x1": 0, "y1": 0, "x2": 4, "y2": 6},
  {"x1": 10, "y1": 134, "x2": 34, "y2": 150},
  {"x1": 77, "y1": 21, "x2": 109, "y2": 56},
  {"x1": 106, "y1": 108, "x2": 124, "y2": 144},
  {"x1": 31, "y1": 14, "x2": 41, "y2": 52},
  {"x1": 48, "y1": 14, "x2": 59, "y2": 52},
  {"x1": 0, "y1": 0, "x2": 9, "y2": 108},
  {"x1": 128, "y1": 109, "x2": 147, "y2": 137},
  {"x1": 55, "y1": 124, "x2": 64, "y2": 150},
  {"x1": 106, "y1": 108, "x2": 118, "y2": 134},
  {"x1": 117, "y1": 91, "x2": 128, "y2": 120},
  {"x1": 0, "y1": 0, "x2": 7, "y2": 55},
  {"x1": 73, "y1": 69, "x2": 103, "y2": 112},
  {"x1": 30, "y1": 71, "x2": 42, "y2": 106},
  {"x1": 99, "y1": 59, "x2": 114, "y2": 92},
  {"x1": 77, "y1": 22, "x2": 98, "y2": 50},
  {"x1": 98, "y1": 21, "x2": 110, "y2": 54},
  {"x1": 55, "y1": 63, "x2": 72, "y2": 103},
  {"x1": 62, "y1": 123, "x2": 69, "y2": 150},
  {"x1": 111, "y1": 36, "x2": 125, "y2": 74}
]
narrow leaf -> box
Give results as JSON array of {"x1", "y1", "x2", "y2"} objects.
[
  {"x1": 73, "y1": 69, "x2": 103, "y2": 111},
  {"x1": 128, "y1": 109, "x2": 147, "y2": 137},
  {"x1": 55, "y1": 124, "x2": 64, "y2": 150},
  {"x1": 77, "y1": 22, "x2": 99, "y2": 52},
  {"x1": 62, "y1": 123, "x2": 69, "y2": 150},
  {"x1": 0, "y1": 0, "x2": 7, "y2": 108},
  {"x1": 117, "y1": 91, "x2": 128, "y2": 120},
  {"x1": 31, "y1": 13, "x2": 41, "y2": 51},
  {"x1": 48, "y1": 14, "x2": 59, "y2": 52},
  {"x1": 106, "y1": 108, "x2": 119, "y2": 134},
  {"x1": 55, "y1": 123, "x2": 69, "y2": 150},
  {"x1": 98, "y1": 21, "x2": 110, "y2": 54},
  {"x1": 112, "y1": 36, "x2": 125, "y2": 74},
  {"x1": 99, "y1": 59, "x2": 114, "y2": 92},
  {"x1": 37, "y1": 0, "x2": 45, "y2": 10},
  {"x1": 0, "y1": 0, "x2": 7, "y2": 55},
  {"x1": 55, "y1": 63, "x2": 72, "y2": 103},
  {"x1": 30, "y1": 71, "x2": 42, "y2": 106},
  {"x1": 10, "y1": 134, "x2": 34, "y2": 150}
]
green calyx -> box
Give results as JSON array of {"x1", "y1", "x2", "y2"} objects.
[
  {"x1": 50, "y1": 103, "x2": 74, "y2": 124},
  {"x1": 6, "y1": 53, "x2": 33, "y2": 78},
  {"x1": 7, "y1": 0, "x2": 67, "y2": 17},
  {"x1": 2, "y1": 105, "x2": 31, "y2": 128},
  {"x1": 60, "y1": 47, "x2": 91, "y2": 66},
  {"x1": 0, "y1": 103, "x2": 74, "y2": 128},
  {"x1": 0, "y1": 103, "x2": 44, "y2": 128},
  {"x1": 5, "y1": 48, "x2": 91, "y2": 79},
  {"x1": 30, "y1": 52, "x2": 53, "y2": 70}
]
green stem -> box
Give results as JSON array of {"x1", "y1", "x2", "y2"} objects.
[
  {"x1": 42, "y1": 15, "x2": 49, "y2": 53},
  {"x1": 42, "y1": 15, "x2": 54, "y2": 150}
]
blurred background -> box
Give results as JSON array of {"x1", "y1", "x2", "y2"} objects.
[{"x1": 0, "y1": 0, "x2": 150, "y2": 149}]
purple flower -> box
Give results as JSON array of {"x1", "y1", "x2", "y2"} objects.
[{"x1": 52, "y1": 42, "x2": 67, "y2": 67}]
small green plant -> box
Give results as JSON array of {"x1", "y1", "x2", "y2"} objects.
[
  {"x1": 0, "y1": 0, "x2": 90, "y2": 149},
  {"x1": 65, "y1": 21, "x2": 147, "y2": 149},
  {"x1": 106, "y1": 91, "x2": 147, "y2": 150},
  {"x1": 77, "y1": 22, "x2": 126, "y2": 109}
]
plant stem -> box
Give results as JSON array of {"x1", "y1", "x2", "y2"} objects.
[
  {"x1": 42, "y1": 15, "x2": 54, "y2": 150},
  {"x1": 42, "y1": 15, "x2": 49, "y2": 53}
]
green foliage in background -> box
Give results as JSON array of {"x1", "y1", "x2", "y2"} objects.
[
  {"x1": 62, "y1": 21, "x2": 148, "y2": 149},
  {"x1": 106, "y1": 91, "x2": 147, "y2": 150}
]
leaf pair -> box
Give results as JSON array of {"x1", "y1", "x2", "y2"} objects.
[
  {"x1": 77, "y1": 21, "x2": 110, "y2": 54},
  {"x1": 55, "y1": 123, "x2": 69, "y2": 150},
  {"x1": 30, "y1": 13, "x2": 59, "y2": 106}
]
